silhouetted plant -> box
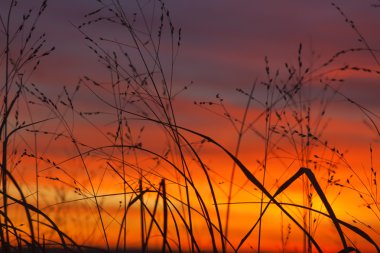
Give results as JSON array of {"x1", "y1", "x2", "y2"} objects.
[{"x1": 1, "y1": 0, "x2": 380, "y2": 253}]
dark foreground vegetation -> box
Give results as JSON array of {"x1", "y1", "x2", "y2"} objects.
[{"x1": 1, "y1": 0, "x2": 380, "y2": 252}]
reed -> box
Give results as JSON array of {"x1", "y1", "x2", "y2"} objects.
[{"x1": 1, "y1": 0, "x2": 379, "y2": 252}]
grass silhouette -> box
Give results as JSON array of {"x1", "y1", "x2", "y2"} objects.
[{"x1": 1, "y1": 0, "x2": 380, "y2": 252}]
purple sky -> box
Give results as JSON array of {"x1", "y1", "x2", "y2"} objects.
[
  {"x1": 2, "y1": 0, "x2": 380, "y2": 129},
  {"x1": 42, "y1": 1, "x2": 380, "y2": 98}
]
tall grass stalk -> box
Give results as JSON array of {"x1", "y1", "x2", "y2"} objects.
[{"x1": 1, "y1": 0, "x2": 380, "y2": 252}]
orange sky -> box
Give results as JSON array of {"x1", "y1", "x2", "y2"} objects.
[{"x1": 1, "y1": 0, "x2": 380, "y2": 252}]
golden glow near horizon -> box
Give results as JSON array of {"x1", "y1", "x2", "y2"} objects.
[{"x1": 1, "y1": 1, "x2": 380, "y2": 252}]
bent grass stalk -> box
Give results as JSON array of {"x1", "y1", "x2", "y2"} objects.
[{"x1": 1, "y1": 0, "x2": 380, "y2": 252}]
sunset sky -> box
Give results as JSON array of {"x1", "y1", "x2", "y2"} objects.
[
  {"x1": 26, "y1": 0, "x2": 380, "y2": 144},
  {"x1": 2, "y1": 0, "x2": 380, "y2": 252},
  {"x1": 19, "y1": 0, "x2": 380, "y2": 97}
]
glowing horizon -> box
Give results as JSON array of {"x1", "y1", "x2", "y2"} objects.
[{"x1": 1, "y1": 0, "x2": 380, "y2": 252}]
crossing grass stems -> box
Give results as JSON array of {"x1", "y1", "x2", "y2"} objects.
[{"x1": 1, "y1": 0, "x2": 380, "y2": 252}]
